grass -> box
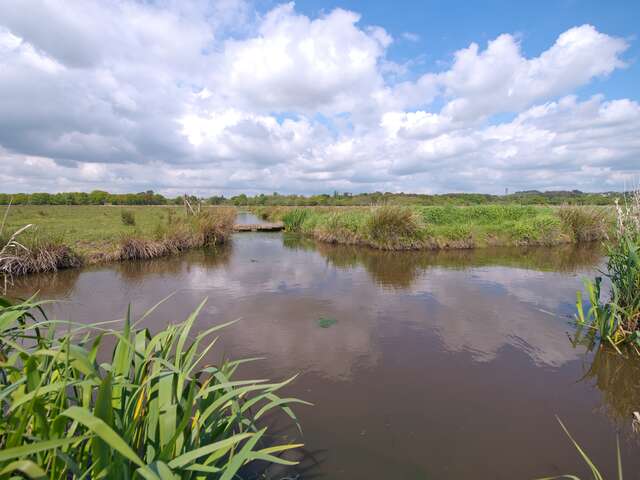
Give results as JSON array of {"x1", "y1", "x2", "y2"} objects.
[
  {"x1": 574, "y1": 191, "x2": 640, "y2": 354},
  {"x1": 121, "y1": 209, "x2": 136, "y2": 226},
  {"x1": 536, "y1": 417, "x2": 624, "y2": 480},
  {"x1": 0, "y1": 206, "x2": 236, "y2": 276},
  {"x1": 255, "y1": 204, "x2": 612, "y2": 251},
  {"x1": 0, "y1": 295, "x2": 308, "y2": 479}
]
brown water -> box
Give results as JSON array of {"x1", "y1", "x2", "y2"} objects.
[{"x1": 8, "y1": 234, "x2": 640, "y2": 479}]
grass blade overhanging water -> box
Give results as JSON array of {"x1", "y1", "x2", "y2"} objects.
[{"x1": 0, "y1": 296, "x2": 309, "y2": 479}]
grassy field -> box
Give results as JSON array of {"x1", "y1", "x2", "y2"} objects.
[
  {"x1": 254, "y1": 204, "x2": 612, "y2": 250},
  {"x1": 0, "y1": 205, "x2": 236, "y2": 275},
  {"x1": 2, "y1": 205, "x2": 186, "y2": 254}
]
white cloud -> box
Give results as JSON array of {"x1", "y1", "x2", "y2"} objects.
[
  {"x1": 439, "y1": 25, "x2": 628, "y2": 121},
  {"x1": 0, "y1": 1, "x2": 636, "y2": 195}
]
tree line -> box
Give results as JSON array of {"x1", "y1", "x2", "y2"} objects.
[{"x1": 0, "y1": 189, "x2": 623, "y2": 207}]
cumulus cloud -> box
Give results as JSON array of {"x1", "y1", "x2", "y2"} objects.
[{"x1": 0, "y1": 0, "x2": 637, "y2": 195}]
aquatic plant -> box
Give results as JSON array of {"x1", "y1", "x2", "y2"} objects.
[
  {"x1": 575, "y1": 190, "x2": 640, "y2": 353},
  {"x1": 537, "y1": 417, "x2": 623, "y2": 480},
  {"x1": 317, "y1": 317, "x2": 337, "y2": 328},
  {"x1": 0, "y1": 296, "x2": 308, "y2": 479}
]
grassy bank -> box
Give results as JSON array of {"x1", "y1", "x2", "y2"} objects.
[
  {"x1": 0, "y1": 205, "x2": 236, "y2": 277},
  {"x1": 254, "y1": 204, "x2": 611, "y2": 251}
]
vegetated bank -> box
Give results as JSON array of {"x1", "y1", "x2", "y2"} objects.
[
  {"x1": 573, "y1": 190, "x2": 640, "y2": 354},
  {"x1": 0, "y1": 205, "x2": 236, "y2": 278},
  {"x1": 253, "y1": 204, "x2": 611, "y2": 251}
]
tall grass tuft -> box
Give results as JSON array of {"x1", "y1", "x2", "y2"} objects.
[
  {"x1": 0, "y1": 296, "x2": 308, "y2": 479},
  {"x1": 193, "y1": 207, "x2": 236, "y2": 246},
  {"x1": 281, "y1": 208, "x2": 309, "y2": 232},
  {"x1": 559, "y1": 206, "x2": 609, "y2": 242},
  {"x1": 121, "y1": 209, "x2": 136, "y2": 226},
  {"x1": 366, "y1": 206, "x2": 424, "y2": 249},
  {"x1": 575, "y1": 190, "x2": 640, "y2": 353}
]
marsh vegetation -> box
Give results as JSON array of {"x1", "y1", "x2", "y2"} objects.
[
  {"x1": 0, "y1": 206, "x2": 236, "y2": 277},
  {"x1": 255, "y1": 204, "x2": 611, "y2": 250},
  {"x1": 0, "y1": 296, "x2": 306, "y2": 478}
]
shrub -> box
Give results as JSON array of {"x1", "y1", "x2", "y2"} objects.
[
  {"x1": 121, "y1": 209, "x2": 136, "y2": 226},
  {"x1": 0, "y1": 297, "x2": 307, "y2": 479}
]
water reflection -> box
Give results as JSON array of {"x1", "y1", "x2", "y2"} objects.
[
  {"x1": 7, "y1": 233, "x2": 638, "y2": 479},
  {"x1": 580, "y1": 348, "x2": 640, "y2": 427},
  {"x1": 286, "y1": 235, "x2": 603, "y2": 289}
]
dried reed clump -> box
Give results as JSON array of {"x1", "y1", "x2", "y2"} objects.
[
  {"x1": 116, "y1": 237, "x2": 170, "y2": 261},
  {"x1": 194, "y1": 207, "x2": 236, "y2": 246},
  {"x1": 613, "y1": 189, "x2": 640, "y2": 240},
  {"x1": 0, "y1": 226, "x2": 83, "y2": 288},
  {"x1": 558, "y1": 205, "x2": 609, "y2": 242}
]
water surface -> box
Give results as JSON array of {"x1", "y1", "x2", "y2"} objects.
[{"x1": 9, "y1": 234, "x2": 640, "y2": 479}]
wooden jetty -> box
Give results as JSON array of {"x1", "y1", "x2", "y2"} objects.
[{"x1": 233, "y1": 222, "x2": 284, "y2": 232}]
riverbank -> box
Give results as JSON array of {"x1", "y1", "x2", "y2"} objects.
[
  {"x1": 253, "y1": 204, "x2": 612, "y2": 250},
  {"x1": 0, "y1": 205, "x2": 236, "y2": 277}
]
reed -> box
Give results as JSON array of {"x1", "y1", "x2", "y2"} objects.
[
  {"x1": 559, "y1": 206, "x2": 609, "y2": 242},
  {"x1": 0, "y1": 296, "x2": 308, "y2": 479},
  {"x1": 575, "y1": 190, "x2": 640, "y2": 353}
]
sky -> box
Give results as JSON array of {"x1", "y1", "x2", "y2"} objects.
[{"x1": 0, "y1": 0, "x2": 639, "y2": 196}]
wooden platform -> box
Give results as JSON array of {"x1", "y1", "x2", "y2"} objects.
[{"x1": 233, "y1": 222, "x2": 284, "y2": 232}]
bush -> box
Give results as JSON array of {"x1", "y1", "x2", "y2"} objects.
[{"x1": 121, "y1": 209, "x2": 136, "y2": 226}]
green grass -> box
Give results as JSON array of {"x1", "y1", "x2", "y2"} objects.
[
  {"x1": 0, "y1": 296, "x2": 308, "y2": 479},
  {"x1": 0, "y1": 206, "x2": 236, "y2": 276},
  {"x1": 1, "y1": 205, "x2": 193, "y2": 256},
  {"x1": 255, "y1": 204, "x2": 612, "y2": 251}
]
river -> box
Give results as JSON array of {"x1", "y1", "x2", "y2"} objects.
[{"x1": 8, "y1": 227, "x2": 640, "y2": 479}]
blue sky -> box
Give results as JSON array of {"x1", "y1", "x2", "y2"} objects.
[
  {"x1": 1, "y1": 0, "x2": 639, "y2": 195},
  {"x1": 289, "y1": 0, "x2": 640, "y2": 99}
]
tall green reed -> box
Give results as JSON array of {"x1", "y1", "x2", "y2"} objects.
[
  {"x1": 0, "y1": 296, "x2": 308, "y2": 479},
  {"x1": 575, "y1": 190, "x2": 640, "y2": 354}
]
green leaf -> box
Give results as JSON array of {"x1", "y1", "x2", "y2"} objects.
[
  {"x1": 0, "y1": 436, "x2": 87, "y2": 462},
  {"x1": 61, "y1": 406, "x2": 145, "y2": 468},
  {"x1": 0, "y1": 460, "x2": 47, "y2": 479}
]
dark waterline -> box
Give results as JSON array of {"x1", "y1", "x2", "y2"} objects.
[{"x1": 8, "y1": 235, "x2": 640, "y2": 479}]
